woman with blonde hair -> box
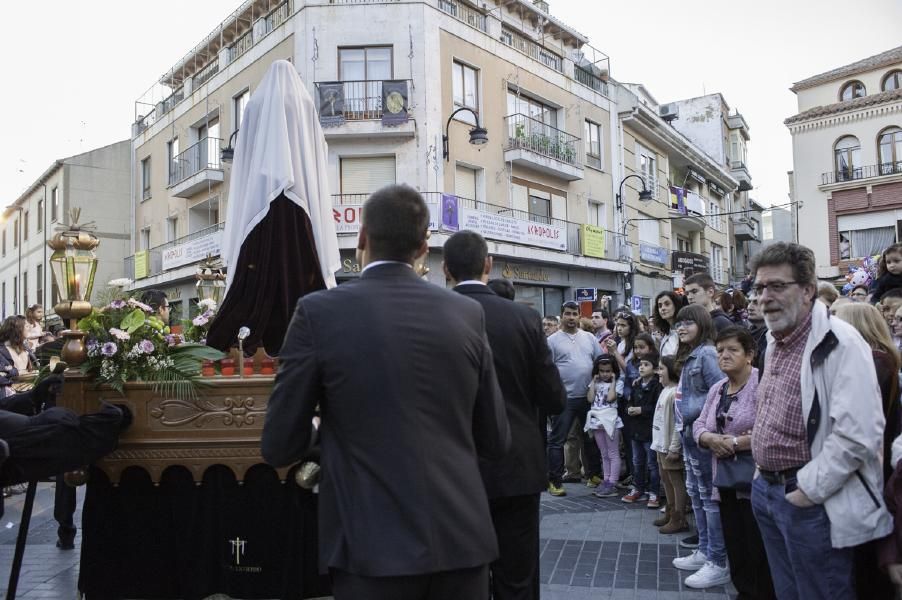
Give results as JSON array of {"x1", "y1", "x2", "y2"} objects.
[{"x1": 834, "y1": 302, "x2": 900, "y2": 599}]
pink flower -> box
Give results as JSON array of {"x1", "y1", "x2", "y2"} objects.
[{"x1": 109, "y1": 328, "x2": 130, "y2": 341}]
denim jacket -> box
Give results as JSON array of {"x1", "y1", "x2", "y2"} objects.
[{"x1": 676, "y1": 343, "x2": 723, "y2": 432}]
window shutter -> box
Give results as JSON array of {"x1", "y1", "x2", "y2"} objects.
[
  {"x1": 455, "y1": 165, "x2": 477, "y2": 200},
  {"x1": 340, "y1": 156, "x2": 396, "y2": 195}
]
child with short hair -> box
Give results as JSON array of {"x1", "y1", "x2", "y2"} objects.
[
  {"x1": 585, "y1": 355, "x2": 624, "y2": 498},
  {"x1": 651, "y1": 356, "x2": 689, "y2": 533},
  {"x1": 622, "y1": 350, "x2": 663, "y2": 507},
  {"x1": 871, "y1": 243, "x2": 902, "y2": 304}
]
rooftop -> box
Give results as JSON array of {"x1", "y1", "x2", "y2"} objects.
[
  {"x1": 784, "y1": 87, "x2": 902, "y2": 125},
  {"x1": 790, "y1": 45, "x2": 902, "y2": 92}
]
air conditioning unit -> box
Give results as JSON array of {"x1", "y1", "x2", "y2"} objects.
[{"x1": 659, "y1": 103, "x2": 679, "y2": 122}]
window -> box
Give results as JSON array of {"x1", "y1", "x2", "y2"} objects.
[
  {"x1": 141, "y1": 157, "x2": 152, "y2": 201},
  {"x1": 12, "y1": 277, "x2": 16, "y2": 316},
  {"x1": 140, "y1": 227, "x2": 151, "y2": 251},
  {"x1": 167, "y1": 216, "x2": 178, "y2": 242},
  {"x1": 23, "y1": 210, "x2": 29, "y2": 241},
  {"x1": 834, "y1": 136, "x2": 861, "y2": 181},
  {"x1": 676, "y1": 236, "x2": 691, "y2": 252},
  {"x1": 636, "y1": 144, "x2": 658, "y2": 199},
  {"x1": 188, "y1": 197, "x2": 220, "y2": 233},
  {"x1": 455, "y1": 164, "x2": 479, "y2": 201},
  {"x1": 340, "y1": 156, "x2": 396, "y2": 196},
  {"x1": 452, "y1": 61, "x2": 479, "y2": 125},
  {"x1": 584, "y1": 120, "x2": 602, "y2": 169},
  {"x1": 167, "y1": 137, "x2": 180, "y2": 183},
  {"x1": 587, "y1": 201, "x2": 606, "y2": 228},
  {"x1": 339, "y1": 46, "x2": 392, "y2": 120},
  {"x1": 883, "y1": 70, "x2": 902, "y2": 92},
  {"x1": 730, "y1": 131, "x2": 747, "y2": 167},
  {"x1": 638, "y1": 216, "x2": 658, "y2": 244},
  {"x1": 36, "y1": 265, "x2": 43, "y2": 306},
  {"x1": 528, "y1": 194, "x2": 551, "y2": 224},
  {"x1": 839, "y1": 227, "x2": 895, "y2": 260},
  {"x1": 506, "y1": 90, "x2": 557, "y2": 128},
  {"x1": 51, "y1": 275, "x2": 59, "y2": 306},
  {"x1": 233, "y1": 89, "x2": 250, "y2": 132},
  {"x1": 51, "y1": 187, "x2": 59, "y2": 222},
  {"x1": 22, "y1": 271, "x2": 27, "y2": 308},
  {"x1": 37, "y1": 198, "x2": 43, "y2": 232},
  {"x1": 13, "y1": 218, "x2": 18, "y2": 248},
  {"x1": 840, "y1": 80, "x2": 866, "y2": 101},
  {"x1": 879, "y1": 127, "x2": 902, "y2": 174},
  {"x1": 712, "y1": 244, "x2": 725, "y2": 284}
]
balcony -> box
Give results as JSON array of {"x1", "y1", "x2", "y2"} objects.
[
  {"x1": 733, "y1": 218, "x2": 759, "y2": 242},
  {"x1": 437, "y1": 0, "x2": 487, "y2": 32},
  {"x1": 500, "y1": 26, "x2": 563, "y2": 73},
  {"x1": 332, "y1": 193, "x2": 627, "y2": 261},
  {"x1": 730, "y1": 160, "x2": 752, "y2": 188},
  {"x1": 821, "y1": 161, "x2": 902, "y2": 186},
  {"x1": 504, "y1": 114, "x2": 584, "y2": 180},
  {"x1": 125, "y1": 223, "x2": 225, "y2": 281},
  {"x1": 168, "y1": 137, "x2": 224, "y2": 198},
  {"x1": 314, "y1": 80, "x2": 415, "y2": 140}
]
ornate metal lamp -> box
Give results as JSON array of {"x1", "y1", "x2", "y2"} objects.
[
  {"x1": 47, "y1": 209, "x2": 99, "y2": 366},
  {"x1": 195, "y1": 254, "x2": 226, "y2": 305}
]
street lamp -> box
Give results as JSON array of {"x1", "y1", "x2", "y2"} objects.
[
  {"x1": 221, "y1": 130, "x2": 239, "y2": 164},
  {"x1": 442, "y1": 107, "x2": 488, "y2": 161},
  {"x1": 615, "y1": 174, "x2": 653, "y2": 213}
]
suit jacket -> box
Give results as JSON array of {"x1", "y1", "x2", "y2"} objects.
[
  {"x1": 262, "y1": 263, "x2": 510, "y2": 577},
  {"x1": 453, "y1": 283, "x2": 564, "y2": 499}
]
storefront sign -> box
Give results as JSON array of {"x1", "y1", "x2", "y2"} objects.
[
  {"x1": 341, "y1": 258, "x2": 362, "y2": 273},
  {"x1": 575, "y1": 287, "x2": 596, "y2": 302},
  {"x1": 501, "y1": 263, "x2": 551, "y2": 282},
  {"x1": 134, "y1": 251, "x2": 149, "y2": 280},
  {"x1": 460, "y1": 207, "x2": 566, "y2": 251},
  {"x1": 640, "y1": 243, "x2": 668, "y2": 265},
  {"x1": 161, "y1": 231, "x2": 223, "y2": 271},
  {"x1": 333, "y1": 204, "x2": 439, "y2": 234},
  {"x1": 581, "y1": 224, "x2": 605, "y2": 258},
  {"x1": 671, "y1": 251, "x2": 709, "y2": 275}
]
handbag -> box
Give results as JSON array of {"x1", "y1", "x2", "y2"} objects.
[{"x1": 711, "y1": 382, "x2": 756, "y2": 492}]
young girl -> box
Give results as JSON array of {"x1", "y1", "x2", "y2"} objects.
[
  {"x1": 585, "y1": 355, "x2": 623, "y2": 498},
  {"x1": 871, "y1": 243, "x2": 902, "y2": 304},
  {"x1": 651, "y1": 356, "x2": 688, "y2": 534}
]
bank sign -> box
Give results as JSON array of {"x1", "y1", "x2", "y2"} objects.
[{"x1": 161, "y1": 231, "x2": 223, "y2": 271}]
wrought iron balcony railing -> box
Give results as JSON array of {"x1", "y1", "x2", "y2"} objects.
[
  {"x1": 437, "y1": 0, "x2": 487, "y2": 32},
  {"x1": 505, "y1": 113, "x2": 583, "y2": 167},
  {"x1": 168, "y1": 137, "x2": 222, "y2": 187},
  {"x1": 314, "y1": 80, "x2": 411, "y2": 121},
  {"x1": 822, "y1": 161, "x2": 902, "y2": 185},
  {"x1": 500, "y1": 26, "x2": 563, "y2": 72}
]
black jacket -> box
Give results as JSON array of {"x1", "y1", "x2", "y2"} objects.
[
  {"x1": 262, "y1": 263, "x2": 510, "y2": 577},
  {"x1": 870, "y1": 272, "x2": 902, "y2": 304},
  {"x1": 626, "y1": 377, "x2": 662, "y2": 442},
  {"x1": 710, "y1": 309, "x2": 734, "y2": 333},
  {"x1": 454, "y1": 283, "x2": 565, "y2": 499}
]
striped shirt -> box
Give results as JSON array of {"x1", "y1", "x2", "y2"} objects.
[{"x1": 752, "y1": 311, "x2": 813, "y2": 471}]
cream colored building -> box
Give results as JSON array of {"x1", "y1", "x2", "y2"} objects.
[
  {"x1": 130, "y1": 0, "x2": 738, "y2": 317},
  {"x1": 786, "y1": 45, "x2": 902, "y2": 279},
  {"x1": 0, "y1": 141, "x2": 131, "y2": 320}
]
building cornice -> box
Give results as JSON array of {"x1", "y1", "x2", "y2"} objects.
[{"x1": 785, "y1": 97, "x2": 902, "y2": 134}]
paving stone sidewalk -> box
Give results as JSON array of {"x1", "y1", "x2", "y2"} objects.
[{"x1": 0, "y1": 481, "x2": 734, "y2": 599}]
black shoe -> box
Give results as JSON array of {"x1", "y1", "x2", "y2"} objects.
[
  {"x1": 679, "y1": 534, "x2": 699, "y2": 549},
  {"x1": 561, "y1": 475, "x2": 582, "y2": 483},
  {"x1": 56, "y1": 538, "x2": 75, "y2": 550}
]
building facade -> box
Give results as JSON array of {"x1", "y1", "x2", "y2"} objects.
[
  {"x1": 786, "y1": 45, "x2": 902, "y2": 279},
  {"x1": 129, "y1": 0, "x2": 747, "y2": 318},
  {"x1": 0, "y1": 141, "x2": 131, "y2": 320}
]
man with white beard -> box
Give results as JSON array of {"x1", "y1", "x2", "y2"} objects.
[{"x1": 748, "y1": 242, "x2": 890, "y2": 599}]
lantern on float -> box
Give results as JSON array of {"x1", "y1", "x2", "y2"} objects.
[{"x1": 195, "y1": 255, "x2": 226, "y2": 305}]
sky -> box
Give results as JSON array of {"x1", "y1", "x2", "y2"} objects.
[{"x1": 1, "y1": 0, "x2": 900, "y2": 208}]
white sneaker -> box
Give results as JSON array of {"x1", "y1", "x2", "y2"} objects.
[
  {"x1": 684, "y1": 561, "x2": 731, "y2": 588},
  {"x1": 672, "y1": 549, "x2": 707, "y2": 571}
]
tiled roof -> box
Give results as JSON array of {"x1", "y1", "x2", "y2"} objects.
[
  {"x1": 784, "y1": 88, "x2": 902, "y2": 125},
  {"x1": 791, "y1": 46, "x2": 902, "y2": 92}
]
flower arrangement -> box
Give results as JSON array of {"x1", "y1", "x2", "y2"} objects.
[
  {"x1": 78, "y1": 297, "x2": 223, "y2": 399},
  {"x1": 182, "y1": 298, "x2": 218, "y2": 343}
]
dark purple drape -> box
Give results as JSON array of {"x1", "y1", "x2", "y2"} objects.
[{"x1": 206, "y1": 194, "x2": 327, "y2": 355}]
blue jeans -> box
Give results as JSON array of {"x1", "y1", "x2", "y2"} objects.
[
  {"x1": 629, "y1": 439, "x2": 659, "y2": 495},
  {"x1": 547, "y1": 397, "x2": 601, "y2": 485},
  {"x1": 751, "y1": 475, "x2": 854, "y2": 600},
  {"x1": 682, "y1": 431, "x2": 726, "y2": 566}
]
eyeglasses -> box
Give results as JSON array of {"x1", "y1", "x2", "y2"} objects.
[
  {"x1": 674, "y1": 320, "x2": 696, "y2": 330},
  {"x1": 850, "y1": 290, "x2": 868, "y2": 298},
  {"x1": 751, "y1": 281, "x2": 799, "y2": 295}
]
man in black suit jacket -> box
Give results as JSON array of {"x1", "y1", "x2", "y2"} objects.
[
  {"x1": 444, "y1": 230, "x2": 565, "y2": 600},
  {"x1": 262, "y1": 185, "x2": 510, "y2": 600}
]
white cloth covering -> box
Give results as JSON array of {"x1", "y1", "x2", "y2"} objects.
[{"x1": 221, "y1": 59, "x2": 340, "y2": 291}]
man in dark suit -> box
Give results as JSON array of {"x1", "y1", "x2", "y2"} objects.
[
  {"x1": 262, "y1": 185, "x2": 510, "y2": 600},
  {"x1": 444, "y1": 230, "x2": 565, "y2": 600}
]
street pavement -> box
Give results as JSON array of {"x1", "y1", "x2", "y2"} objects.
[{"x1": 0, "y1": 481, "x2": 734, "y2": 599}]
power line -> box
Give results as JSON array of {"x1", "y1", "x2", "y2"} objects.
[{"x1": 623, "y1": 200, "x2": 797, "y2": 226}]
